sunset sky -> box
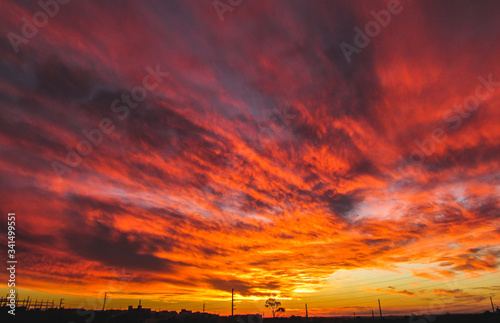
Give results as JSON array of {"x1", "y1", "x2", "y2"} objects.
[{"x1": 1, "y1": 0, "x2": 499, "y2": 317}]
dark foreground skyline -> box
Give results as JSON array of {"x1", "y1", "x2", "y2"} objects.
[{"x1": 1, "y1": 301, "x2": 500, "y2": 323}]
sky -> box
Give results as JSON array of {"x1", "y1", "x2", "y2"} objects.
[{"x1": 0, "y1": 0, "x2": 500, "y2": 317}]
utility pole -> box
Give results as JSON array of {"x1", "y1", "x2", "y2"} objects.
[
  {"x1": 305, "y1": 303, "x2": 308, "y2": 318},
  {"x1": 203, "y1": 303, "x2": 205, "y2": 313},
  {"x1": 491, "y1": 297, "x2": 495, "y2": 313},
  {"x1": 231, "y1": 289, "x2": 234, "y2": 317},
  {"x1": 60, "y1": 298, "x2": 64, "y2": 309},
  {"x1": 378, "y1": 299, "x2": 383, "y2": 318},
  {"x1": 372, "y1": 310, "x2": 375, "y2": 318},
  {"x1": 102, "y1": 293, "x2": 107, "y2": 311}
]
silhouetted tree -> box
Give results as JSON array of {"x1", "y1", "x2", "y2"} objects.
[
  {"x1": 265, "y1": 298, "x2": 285, "y2": 318},
  {"x1": 275, "y1": 306, "x2": 285, "y2": 317}
]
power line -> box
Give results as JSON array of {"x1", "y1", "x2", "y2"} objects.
[
  {"x1": 349, "y1": 274, "x2": 500, "y2": 307},
  {"x1": 302, "y1": 271, "x2": 500, "y2": 304},
  {"x1": 297, "y1": 275, "x2": 417, "y2": 300},
  {"x1": 299, "y1": 269, "x2": 499, "y2": 301}
]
